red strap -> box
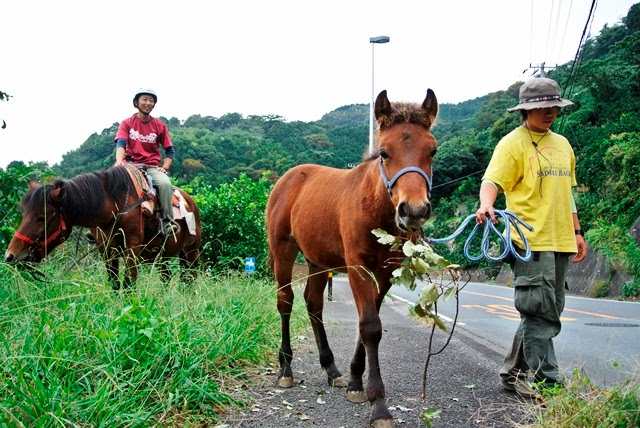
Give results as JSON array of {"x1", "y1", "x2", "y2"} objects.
[{"x1": 13, "y1": 232, "x2": 37, "y2": 245}]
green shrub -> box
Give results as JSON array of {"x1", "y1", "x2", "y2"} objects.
[
  {"x1": 622, "y1": 280, "x2": 640, "y2": 299},
  {"x1": 188, "y1": 172, "x2": 272, "y2": 274},
  {"x1": 0, "y1": 163, "x2": 54, "y2": 253}
]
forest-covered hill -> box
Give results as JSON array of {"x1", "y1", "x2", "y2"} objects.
[{"x1": 5, "y1": 3, "x2": 640, "y2": 292}]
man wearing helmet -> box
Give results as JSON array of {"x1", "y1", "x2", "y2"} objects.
[{"x1": 114, "y1": 88, "x2": 179, "y2": 235}]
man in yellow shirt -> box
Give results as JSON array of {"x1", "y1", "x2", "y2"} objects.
[{"x1": 476, "y1": 77, "x2": 587, "y2": 397}]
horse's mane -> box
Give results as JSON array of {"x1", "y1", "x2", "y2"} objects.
[
  {"x1": 21, "y1": 167, "x2": 135, "y2": 222},
  {"x1": 363, "y1": 102, "x2": 436, "y2": 162}
]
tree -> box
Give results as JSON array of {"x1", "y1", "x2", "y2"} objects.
[{"x1": 0, "y1": 90, "x2": 11, "y2": 129}]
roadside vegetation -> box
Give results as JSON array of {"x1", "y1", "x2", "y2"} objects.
[
  {"x1": 0, "y1": 255, "x2": 307, "y2": 427},
  {"x1": 521, "y1": 367, "x2": 640, "y2": 427}
]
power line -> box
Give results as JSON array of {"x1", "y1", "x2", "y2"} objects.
[
  {"x1": 557, "y1": 0, "x2": 598, "y2": 136},
  {"x1": 432, "y1": 169, "x2": 485, "y2": 190}
]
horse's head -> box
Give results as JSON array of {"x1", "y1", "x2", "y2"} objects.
[
  {"x1": 374, "y1": 89, "x2": 438, "y2": 232},
  {"x1": 4, "y1": 179, "x2": 71, "y2": 263}
]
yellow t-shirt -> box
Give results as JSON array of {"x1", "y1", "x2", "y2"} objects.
[{"x1": 483, "y1": 126, "x2": 577, "y2": 253}]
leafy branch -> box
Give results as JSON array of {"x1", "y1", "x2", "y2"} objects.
[
  {"x1": 372, "y1": 228, "x2": 462, "y2": 330},
  {"x1": 372, "y1": 228, "x2": 468, "y2": 427}
]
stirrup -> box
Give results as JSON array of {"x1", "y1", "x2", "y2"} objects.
[{"x1": 160, "y1": 218, "x2": 180, "y2": 235}]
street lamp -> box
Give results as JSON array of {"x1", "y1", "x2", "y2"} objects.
[{"x1": 369, "y1": 35, "x2": 390, "y2": 155}]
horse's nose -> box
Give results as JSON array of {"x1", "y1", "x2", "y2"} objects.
[
  {"x1": 397, "y1": 201, "x2": 432, "y2": 229},
  {"x1": 5, "y1": 252, "x2": 14, "y2": 263}
]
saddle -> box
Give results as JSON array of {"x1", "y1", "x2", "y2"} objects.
[{"x1": 123, "y1": 164, "x2": 197, "y2": 235}]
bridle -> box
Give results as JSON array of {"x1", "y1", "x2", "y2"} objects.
[
  {"x1": 13, "y1": 209, "x2": 68, "y2": 259},
  {"x1": 378, "y1": 158, "x2": 432, "y2": 198}
]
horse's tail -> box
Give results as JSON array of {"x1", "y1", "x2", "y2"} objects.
[{"x1": 264, "y1": 208, "x2": 275, "y2": 278}]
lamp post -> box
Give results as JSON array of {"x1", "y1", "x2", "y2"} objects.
[{"x1": 369, "y1": 35, "x2": 390, "y2": 155}]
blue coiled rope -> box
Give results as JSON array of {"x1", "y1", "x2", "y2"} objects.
[{"x1": 428, "y1": 210, "x2": 534, "y2": 263}]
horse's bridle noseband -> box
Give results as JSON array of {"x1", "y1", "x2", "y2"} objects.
[
  {"x1": 13, "y1": 209, "x2": 67, "y2": 259},
  {"x1": 378, "y1": 158, "x2": 432, "y2": 198}
]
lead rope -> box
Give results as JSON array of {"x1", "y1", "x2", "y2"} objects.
[{"x1": 428, "y1": 210, "x2": 534, "y2": 262}]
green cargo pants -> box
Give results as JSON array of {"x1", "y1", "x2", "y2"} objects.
[
  {"x1": 500, "y1": 250, "x2": 572, "y2": 385},
  {"x1": 146, "y1": 167, "x2": 175, "y2": 221}
]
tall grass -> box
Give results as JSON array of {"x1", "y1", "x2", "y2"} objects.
[
  {"x1": 0, "y1": 254, "x2": 306, "y2": 427},
  {"x1": 521, "y1": 368, "x2": 640, "y2": 428}
]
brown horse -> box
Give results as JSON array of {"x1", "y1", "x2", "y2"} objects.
[
  {"x1": 4, "y1": 166, "x2": 201, "y2": 289},
  {"x1": 266, "y1": 89, "x2": 438, "y2": 427}
]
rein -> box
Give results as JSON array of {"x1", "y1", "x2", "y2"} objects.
[
  {"x1": 378, "y1": 158, "x2": 433, "y2": 198},
  {"x1": 13, "y1": 210, "x2": 67, "y2": 259},
  {"x1": 428, "y1": 210, "x2": 534, "y2": 262}
]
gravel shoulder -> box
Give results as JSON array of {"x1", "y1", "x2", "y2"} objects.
[{"x1": 220, "y1": 297, "x2": 535, "y2": 428}]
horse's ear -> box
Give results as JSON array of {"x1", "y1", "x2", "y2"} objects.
[
  {"x1": 48, "y1": 180, "x2": 65, "y2": 205},
  {"x1": 374, "y1": 90, "x2": 392, "y2": 121},
  {"x1": 421, "y1": 89, "x2": 438, "y2": 126},
  {"x1": 27, "y1": 179, "x2": 40, "y2": 190}
]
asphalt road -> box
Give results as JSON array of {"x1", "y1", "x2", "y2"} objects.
[
  {"x1": 389, "y1": 280, "x2": 640, "y2": 387},
  {"x1": 220, "y1": 278, "x2": 537, "y2": 428}
]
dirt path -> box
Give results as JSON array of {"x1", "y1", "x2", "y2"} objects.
[{"x1": 220, "y1": 298, "x2": 532, "y2": 428}]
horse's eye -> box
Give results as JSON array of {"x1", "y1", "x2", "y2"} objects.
[
  {"x1": 37, "y1": 217, "x2": 45, "y2": 222},
  {"x1": 380, "y1": 151, "x2": 389, "y2": 160}
]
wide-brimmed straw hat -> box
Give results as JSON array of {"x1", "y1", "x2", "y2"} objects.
[{"x1": 507, "y1": 78, "x2": 574, "y2": 112}]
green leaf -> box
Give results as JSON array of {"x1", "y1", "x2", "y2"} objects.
[
  {"x1": 371, "y1": 229, "x2": 400, "y2": 245},
  {"x1": 411, "y1": 257, "x2": 430, "y2": 274},
  {"x1": 411, "y1": 243, "x2": 430, "y2": 254},
  {"x1": 420, "y1": 407, "x2": 441, "y2": 427},
  {"x1": 402, "y1": 240, "x2": 415, "y2": 257},
  {"x1": 399, "y1": 267, "x2": 416, "y2": 289},
  {"x1": 419, "y1": 283, "x2": 439, "y2": 305},
  {"x1": 423, "y1": 311, "x2": 448, "y2": 332},
  {"x1": 443, "y1": 285, "x2": 458, "y2": 302},
  {"x1": 413, "y1": 303, "x2": 426, "y2": 318},
  {"x1": 391, "y1": 267, "x2": 403, "y2": 278}
]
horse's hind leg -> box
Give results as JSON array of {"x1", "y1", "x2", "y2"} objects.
[
  {"x1": 304, "y1": 264, "x2": 346, "y2": 387},
  {"x1": 271, "y1": 242, "x2": 299, "y2": 388}
]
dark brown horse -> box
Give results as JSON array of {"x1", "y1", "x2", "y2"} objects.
[
  {"x1": 266, "y1": 90, "x2": 438, "y2": 427},
  {"x1": 4, "y1": 166, "x2": 201, "y2": 289}
]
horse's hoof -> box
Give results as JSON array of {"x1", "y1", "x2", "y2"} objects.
[
  {"x1": 329, "y1": 376, "x2": 348, "y2": 388},
  {"x1": 277, "y1": 377, "x2": 294, "y2": 388},
  {"x1": 347, "y1": 390, "x2": 367, "y2": 403},
  {"x1": 371, "y1": 418, "x2": 394, "y2": 428}
]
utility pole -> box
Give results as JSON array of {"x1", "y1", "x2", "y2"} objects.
[{"x1": 522, "y1": 62, "x2": 556, "y2": 77}]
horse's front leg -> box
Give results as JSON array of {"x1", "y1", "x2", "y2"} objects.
[
  {"x1": 122, "y1": 243, "x2": 142, "y2": 289},
  {"x1": 159, "y1": 259, "x2": 172, "y2": 283},
  {"x1": 179, "y1": 248, "x2": 199, "y2": 283},
  {"x1": 304, "y1": 266, "x2": 346, "y2": 387},
  {"x1": 101, "y1": 246, "x2": 120, "y2": 290},
  {"x1": 346, "y1": 268, "x2": 393, "y2": 427}
]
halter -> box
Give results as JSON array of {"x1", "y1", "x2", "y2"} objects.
[
  {"x1": 13, "y1": 209, "x2": 67, "y2": 259},
  {"x1": 378, "y1": 158, "x2": 432, "y2": 198}
]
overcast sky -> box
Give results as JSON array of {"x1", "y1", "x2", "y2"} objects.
[{"x1": 1, "y1": 0, "x2": 636, "y2": 169}]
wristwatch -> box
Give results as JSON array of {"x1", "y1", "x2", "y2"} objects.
[{"x1": 575, "y1": 229, "x2": 584, "y2": 236}]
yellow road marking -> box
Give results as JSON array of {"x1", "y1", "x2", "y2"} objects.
[
  {"x1": 462, "y1": 304, "x2": 576, "y2": 322},
  {"x1": 461, "y1": 290, "x2": 618, "y2": 320}
]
